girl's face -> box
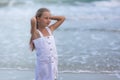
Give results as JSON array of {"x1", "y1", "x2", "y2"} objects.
[{"x1": 37, "y1": 11, "x2": 51, "y2": 27}]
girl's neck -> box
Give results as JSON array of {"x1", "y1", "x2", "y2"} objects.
[{"x1": 37, "y1": 24, "x2": 46, "y2": 31}]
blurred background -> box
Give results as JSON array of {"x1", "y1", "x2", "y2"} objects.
[{"x1": 0, "y1": 0, "x2": 120, "y2": 74}]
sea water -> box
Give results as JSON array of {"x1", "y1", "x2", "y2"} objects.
[{"x1": 0, "y1": 0, "x2": 120, "y2": 73}]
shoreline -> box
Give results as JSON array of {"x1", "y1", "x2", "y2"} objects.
[
  {"x1": 0, "y1": 68, "x2": 120, "y2": 74},
  {"x1": 0, "y1": 69, "x2": 119, "y2": 80}
]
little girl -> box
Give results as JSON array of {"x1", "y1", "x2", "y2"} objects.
[{"x1": 29, "y1": 8, "x2": 65, "y2": 80}]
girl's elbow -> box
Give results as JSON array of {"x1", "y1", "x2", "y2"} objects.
[
  {"x1": 62, "y1": 16, "x2": 65, "y2": 21},
  {"x1": 63, "y1": 16, "x2": 65, "y2": 19},
  {"x1": 61, "y1": 16, "x2": 65, "y2": 20}
]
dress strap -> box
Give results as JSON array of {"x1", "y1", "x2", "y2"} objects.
[
  {"x1": 46, "y1": 27, "x2": 52, "y2": 35},
  {"x1": 37, "y1": 29, "x2": 43, "y2": 37}
]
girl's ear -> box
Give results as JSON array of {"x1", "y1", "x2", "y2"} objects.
[
  {"x1": 36, "y1": 17, "x2": 41, "y2": 22},
  {"x1": 36, "y1": 17, "x2": 39, "y2": 20}
]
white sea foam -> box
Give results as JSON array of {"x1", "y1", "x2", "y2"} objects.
[{"x1": 93, "y1": 0, "x2": 120, "y2": 8}]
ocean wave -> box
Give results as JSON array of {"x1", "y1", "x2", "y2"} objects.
[
  {"x1": 0, "y1": 0, "x2": 34, "y2": 7},
  {"x1": 0, "y1": 0, "x2": 120, "y2": 7},
  {"x1": 92, "y1": 0, "x2": 120, "y2": 7}
]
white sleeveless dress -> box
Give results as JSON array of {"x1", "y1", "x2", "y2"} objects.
[{"x1": 33, "y1": 27, "x2": 58, "y2": 80}]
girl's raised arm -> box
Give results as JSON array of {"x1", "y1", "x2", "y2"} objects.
[
  {"x1": 30, "y1": 17, "x2": 37, "y2": 35},
  {"x1": 49, "y1": 16, "x2": 65, "y2": 32},
  {"x1": 29, "y1": 17, "x2": 37, "y2": 51}
]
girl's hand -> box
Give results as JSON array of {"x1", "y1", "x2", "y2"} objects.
[{"x1": 32, "y1": 17, "x2": 36, "y2": 22}]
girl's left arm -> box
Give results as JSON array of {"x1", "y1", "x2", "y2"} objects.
[{"x1": 49, "y1": 16, "x2": 65, "y2": 32}]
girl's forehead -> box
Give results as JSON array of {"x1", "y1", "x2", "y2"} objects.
[{"x1": 42, "y1": 11, "x2": 51, "y2": 16}]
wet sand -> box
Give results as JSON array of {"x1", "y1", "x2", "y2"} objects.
[{"x1": 0, "y1": 69, "x2": 119, "y2": 80}]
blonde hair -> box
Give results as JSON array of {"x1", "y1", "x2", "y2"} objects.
[{"x1": 36, "y1": 8, "x2": 50, "y2": 18}]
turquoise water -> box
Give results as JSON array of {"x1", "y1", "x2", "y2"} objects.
[{"x1": 0, "y1": 0, "x2": 120, "y2": 73}]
